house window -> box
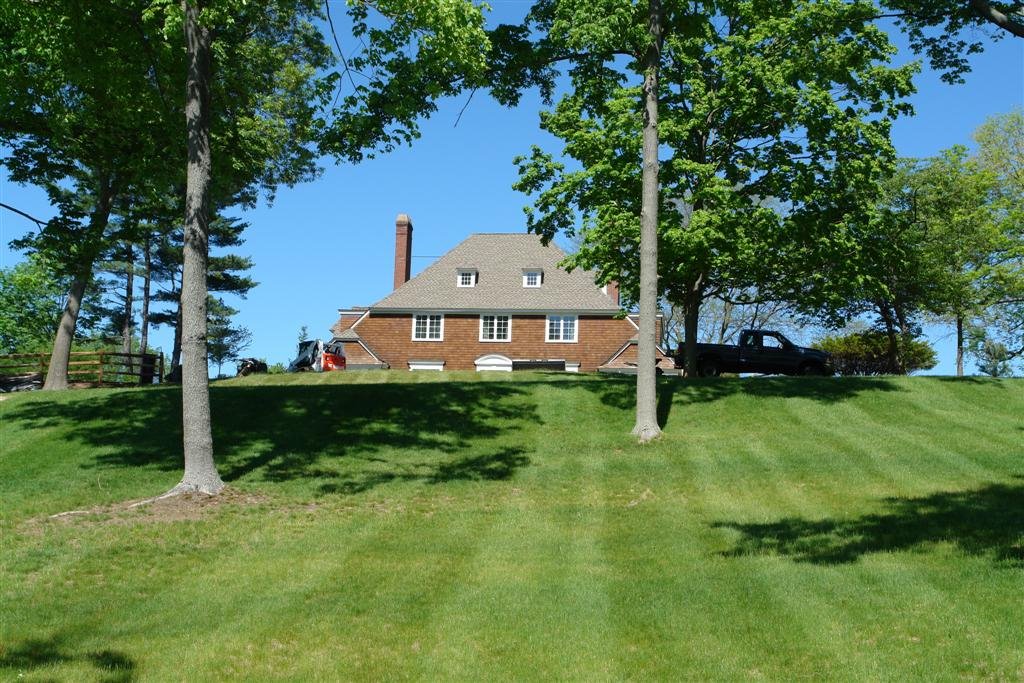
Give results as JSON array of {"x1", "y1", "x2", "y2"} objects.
[
  {"x1": 523, "y1": 270, "x2": 542, "y2": 288},
  {"x1": 457, "y1": 270, "x2": 477, "y2": 287},
  {"x1": 480, "y1": 315, "x2": 511, "y2": 342},
  {"x1": 546, "y1": 315, "x2": 577, "y2": 342},
  {"x1": 409, "y1": 360, "x2": 444, "y2": 371},
  {"x1": 412, "y1": 314, "x2": 443, "y2": 341}
]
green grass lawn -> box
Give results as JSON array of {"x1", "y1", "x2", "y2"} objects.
[{"x1": 1, "y1": 371, "x2": 1022, "y2": 681}]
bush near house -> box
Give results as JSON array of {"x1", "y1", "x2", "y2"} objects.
[{"x1": 815, "y1": 330, "x2": 937, "y2": 375}]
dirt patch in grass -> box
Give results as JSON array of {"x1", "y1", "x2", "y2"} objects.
[
  {"x1": 18, "y1": 488, "x2": 455, "y2": 537},
  {"x1": 34, "y1": 487, "x2": 271, "y2": 528}
]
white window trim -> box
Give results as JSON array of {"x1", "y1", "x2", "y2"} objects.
[
  {"x1": 523, "y1": 270, "x2": 542, "y2": 288},
  {"x1": 457, "y1": 269, "x2": 477, "y2": 288},
  {"x1": 409, "y1": 360, "x2": 445, "y2": 371},
  {"x1": 546, "y1": 315, "x2": 578, "y2": 343},
  {"x1": 411, "y1": 313, "x2": 444, "y2": 341},
  {"x1": 475, "y1": 354, "x2": 513, "y2": 372},
  {"x1": 479, "y1": 314, "x2": 512, "y2": 342}
]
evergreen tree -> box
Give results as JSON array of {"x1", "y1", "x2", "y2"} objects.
[
  {"x1": 147, "y1": 216, "x2": 257, "y2": 369},
  {"x1": 206, "y1": 297, "x2": 252, "y2": 377}
]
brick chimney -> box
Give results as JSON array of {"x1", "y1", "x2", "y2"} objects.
[
  {"x1": 393, "y1": 213, "x2": 413, "y2": 290},
  {"x1": 603, "y1": 280, "x2": 620, "y2": 306}
]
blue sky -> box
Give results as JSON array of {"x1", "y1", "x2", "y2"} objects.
[{"x1": 1, "y1": 10, "x2": 1022, "y2": 371}]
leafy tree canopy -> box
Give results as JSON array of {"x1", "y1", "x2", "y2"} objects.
[
  {"x1": 879, "y1": 0, "x2": 1023, "y2": 83},
  {"x1": 0, "y1": 256, "x2": 66, "y2": 354},
  {"x1": 511, "y1": 0, "x2": 916, "y2": 373},
  {"x1": 0, "y1": 255, "x2": 106, "y2": 354}
]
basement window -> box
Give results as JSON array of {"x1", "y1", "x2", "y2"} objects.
[{"x1": 409, "y1": 360, "x2": 444, "y2": 371}]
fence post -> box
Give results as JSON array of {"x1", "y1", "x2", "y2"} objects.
[{"x1": 98, "y1": 351, "x2": 104, "y2": 385}]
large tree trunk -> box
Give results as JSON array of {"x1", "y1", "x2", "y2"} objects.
[
  {"x1": 43, "y1": 176, "x2": 114, "y2": 390},
  {"x1": 878, "y1": 302, "x2": 900, "y2": 374},
  {"x1": 682, "y1": 289, "x2": 701, "y2": 377},
  {"x1": 716, "y1": 299, "x2": 733, "y2": 345},
  {"x1": 140, "y1": 234, "x2": 152, "y2": 355},
  {"x1": 955, "y1": 313, "x2": 964, "y2": 377},
  {"x1": 632, "y1": 0, "x2": 662, "y2": 443},
  {"x1": 174, "y1": 0, "x2": 224, "y2": 495},
  {"x1": 121, "y1": 243, "x2": 135, "y2": 374},
  {"x1": 171, "y1": 290, "x2": 183, "y2": 369},
  {"x1": 44, "y1": 274, "x2": 90, "y2": 390},
  {"x1": 893, "y1": 302, "x2": 912, "y2": 374}
]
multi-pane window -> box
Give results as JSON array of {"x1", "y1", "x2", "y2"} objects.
[
  {"x1": 546, "y1": 315, "x2": 577, "y2": 342},
  {"x1": 413, "y1": 314, "x2": 443, "y2": 340},
  {"x1": 457, "y1": 270, "x2": 477, "y2": 287},
  {"x1": 480, "y1": 315, "x2": 511, "y2": 342},
  {"x1": 523, "y1": 270, "x2": 542, "y2": 287}
]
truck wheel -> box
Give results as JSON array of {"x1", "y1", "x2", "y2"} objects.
[{"x1": 698, "y1": 358, "x2": 721, "y2": 377}]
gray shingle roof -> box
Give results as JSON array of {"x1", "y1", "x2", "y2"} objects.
[{"x1": 370, "y1": 233, "x2": 620, "y2": 313}]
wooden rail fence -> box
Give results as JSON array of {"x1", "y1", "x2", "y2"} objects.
[{"x1": 0, "y1": 351, "x2": 164, "y2": 387}]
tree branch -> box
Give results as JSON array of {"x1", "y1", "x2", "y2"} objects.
[
  {"x1": 968, "y1": 0, "x2": 1024, "y2": 36},
  {"x1": 324, "y1": 0, "x2": 361, "y2": 97},
  {"x1": 0, "y1": 202, "x2": 47, "y2": 227},
  {"x1": 453, "y1": 87, "x2": 477, "y2": 127}
]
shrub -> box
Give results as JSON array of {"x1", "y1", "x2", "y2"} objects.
[
  {"x1": 969, "y1": 336, "x2": 1014, "y2": 377},
  {"x1": 815, "y1": 331, "x2": 937, "y2": 375}
]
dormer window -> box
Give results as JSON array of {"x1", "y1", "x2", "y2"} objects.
[
  {"x1": 523, "y1": 269, "x2": 543, "y2": 288},
  {"x1": 457, "y1": 269, "x2": 478, "y2": 288}
]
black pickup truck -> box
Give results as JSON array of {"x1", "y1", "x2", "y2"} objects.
[{"x1": 675, "y1": 330, "x2": 833, "y2": 377}]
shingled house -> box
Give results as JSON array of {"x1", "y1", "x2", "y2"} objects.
[{"x1": 330, "y1": 214, "x2": 674, "y2": 372}]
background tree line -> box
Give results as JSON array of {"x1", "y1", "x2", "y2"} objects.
[{"x1": 654, "y1": 110, "x2": 1023, "y2": 378}]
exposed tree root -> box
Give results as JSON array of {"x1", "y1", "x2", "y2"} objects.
[
  {"x1": 632, "y1": 423, "x2": 663, "y2": 443},
  {"x1": 49, "y1": 509, "x2": 94, "y2": 519},
  {"x1": 127, "y1": 480, "x2": 226, "y2": 509},
  {"x1": 48, "y1": 482, "x2": 226, "y2": 518}
]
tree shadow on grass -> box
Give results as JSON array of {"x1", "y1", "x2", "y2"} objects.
[
  {"x1": 319, "y1": 446, "x2": 531, "y2": 494},
  {"x1": 713, "y1": 478, "x2": 1024, "y2": 567},
  {"x1": 0, "y1": 635, "x2": 135, "y2": 682},
  {"x1": 5, "y1": 373, "x2": 924, "y2": 495},
  {"x1": 574, "y1": 374, "x2": 905, "y2": 429},
  {"x1": 6, "y1": 382, "x2": 539, "y2": 496}
]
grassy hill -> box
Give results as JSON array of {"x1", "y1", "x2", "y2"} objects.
[{"x1": 2, "y1": 372, "x2": 1022, "y2": 680}]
